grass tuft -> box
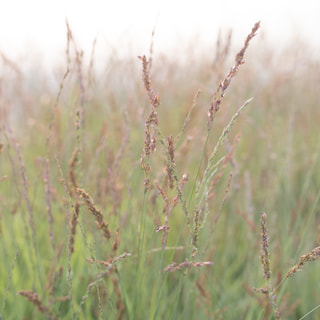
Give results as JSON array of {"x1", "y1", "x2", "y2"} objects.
[{"x1": 1, "y1": 20, "x2": 320, "y2": 319}]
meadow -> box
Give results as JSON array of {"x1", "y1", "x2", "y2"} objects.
[{"x1": 1, "y1": 21, "x2": 320, "y2": 319}]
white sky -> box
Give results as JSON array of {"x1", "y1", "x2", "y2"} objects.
[{"x1": 0, "y1": 0, "x2": 319, "y2": 68}]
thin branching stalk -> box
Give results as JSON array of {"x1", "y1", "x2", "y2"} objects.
[
  {"x1": 255, "y1": 212, "x2": 281, "y2": 320},
  {"x1": 207, "y1": 21, "x2": 260, "y2": 126},
  {"x1": 55, "y1": 155, "x2": 75, "y2": 319},
  {"x1": 44, "y1": 158, "x2": 55, "y2": 254},
  {"x1": 1, "y1": 250, "x2": 18, "y2": 317},
  {"x1": 17, "y1": 290, "x2": 57, "y2": 320},
  {"x1": 193, "y1": 98, "x2": 253, "y2": 247},
  {"x1": 77, "y1": 253, "x2": 131, "y2": 318},
  {"x1": 7, "y1": 128, "x2": 43, "y2": 290}
]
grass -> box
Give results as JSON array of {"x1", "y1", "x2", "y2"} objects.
[{"x1": 1, "y1": 21, "x2": 320, "y2": 319}]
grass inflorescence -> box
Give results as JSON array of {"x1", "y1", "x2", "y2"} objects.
[{"x1": 1, "y1": 21, "x2": 320, "y2": 319}]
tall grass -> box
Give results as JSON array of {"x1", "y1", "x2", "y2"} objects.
[{"x1": 1, "y1": 21, "x2": 320, "y2": 319}]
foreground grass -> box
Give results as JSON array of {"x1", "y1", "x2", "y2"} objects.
[{"x1": 1, "y1": 22, "x2": 320, "y2": 319}]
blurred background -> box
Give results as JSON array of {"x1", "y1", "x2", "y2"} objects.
[{"x1": 0, "y1": 0, "x2": 319, "y2": 69}]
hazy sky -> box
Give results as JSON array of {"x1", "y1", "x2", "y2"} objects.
[{"x1": 1, "y1": 0, "x2": 319, "y2": 67}]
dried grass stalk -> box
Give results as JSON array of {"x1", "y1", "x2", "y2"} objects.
[
  {"x1": 77, "y1": 187, "x2": 111, "y2": 239},
  {"x1": 17, "y1": 290, "x2": 57, "y2": 320},
  {"x1": 285, "y1": 246, "x2": 320, "y2": 278}
]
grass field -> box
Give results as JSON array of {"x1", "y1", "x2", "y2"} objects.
[{"x1": 1, "y1": 21, "x2": 320, "y2": 319}]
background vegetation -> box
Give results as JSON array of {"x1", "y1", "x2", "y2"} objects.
[{"x1": 1, "y1": 22, "x2": 320, "y2": 319}]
